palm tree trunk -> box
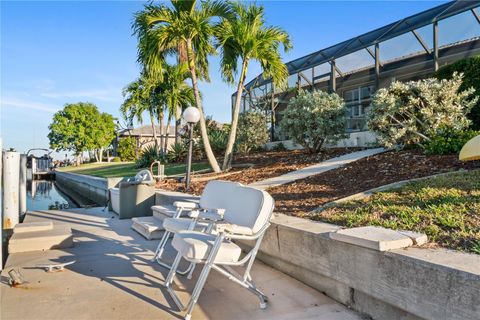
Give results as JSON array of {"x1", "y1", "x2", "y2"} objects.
[
  {"x1": 149, "y1": 113, "x2": 159, "y2": 154},
  {"x1": 159, "y1": 110, "x2": 165, "y2": 155},
  {"x1": 175, "y1": 107, "x2": 182, "y2": 144},
  {"x1": 186, "y1": 39, "x2": 221, "y2": 172},
  {"x1": 222, "y1": 59, "x2": 248, "y2": 170},
  {"x1": 164, "y1": 114, "x2": 172, "y2": 152}
]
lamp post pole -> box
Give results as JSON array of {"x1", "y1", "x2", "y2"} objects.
[
  {"x1": 183, "y1": 107, "x2": 200, "y2": 192},
  {"x1": 185, "y1": 123, "x2": 194, "y2": 191}
]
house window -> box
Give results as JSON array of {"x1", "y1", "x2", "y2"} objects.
[{"x1": 343, "y1": 86, "x2": 373, "y2": 132}]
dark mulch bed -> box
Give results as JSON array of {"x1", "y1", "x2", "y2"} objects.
[
  {"x1": 158, "y1": 148, "x2": 360, "y2": 194},
  {"x1": 269, "y1": 149, "x2": 480, "y2": 216}
]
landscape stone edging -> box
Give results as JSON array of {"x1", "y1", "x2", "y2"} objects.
[{"x1": 311, "y1": 169, "x2": 468, "y2": 214}]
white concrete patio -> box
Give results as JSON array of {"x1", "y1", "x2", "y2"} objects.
[{"x1": 1, "y1": 207, "x2": 363, "y2": 320}]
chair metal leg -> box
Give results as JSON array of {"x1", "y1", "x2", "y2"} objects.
[
  {"x1": 164, "y1": 252, "x2": 186, "y2": 311},
  {"x1": 184, "y1": 234, "x2": 224, "y2": 320}
]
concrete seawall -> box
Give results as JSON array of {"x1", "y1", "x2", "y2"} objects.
[
  {"x1": 55, "y1": 171, "x2": 124, "y2": 206},
  {"x1": 239, "y1": 214, "x2": 480, "y2": 320}
]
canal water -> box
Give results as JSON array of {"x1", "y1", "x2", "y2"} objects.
[{"x1": 27, "y1": 180, "x2": 78, "y2": 211}]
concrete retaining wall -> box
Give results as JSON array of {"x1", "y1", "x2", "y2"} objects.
[
  {"x1": 55, "y1": 171, "x2": 124, "y2": 206},
  {"x1": 239, "y1": 214, "x2": 480, "y2": 320}
]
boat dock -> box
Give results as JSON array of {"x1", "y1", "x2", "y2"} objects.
[{"x1": 1, "y1": 207, "x2": 361, "y2": 320}]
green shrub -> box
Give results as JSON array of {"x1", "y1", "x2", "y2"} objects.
[
  {"x1": 368, "y1": 74, "x2": 477, "y2": 149},
  {"x1": 436, "y1": 55, "x2": 480, "y2": 129},
  {"x1": 280, "y1": 90, "x2": 347, "y2": 153},
  {"x1": 272, "y1": 142, "x2": 287, "y2": 152},
  {"x1": 236, "y1": 112, "x2": 269, "y2": 154},
  {"x1": 117, "y1": 136, "x2": 137, "y2": 161},
  {"x1": 135, "y1": 145, "x2": 159, "y2": 168},
  {"x1": 112, "y1": 156, "x2": 121, "y2": 162},
  {"x1": 424, "y1": 128, "x2": 479, "y2": 155},
  {"x1": 167, "y1": 142, "x2": 188, "y2": 163}
]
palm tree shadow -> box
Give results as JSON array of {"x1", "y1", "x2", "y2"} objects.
[{"x1": 47, "y1": 229, "x2": 184, "y2": 319}]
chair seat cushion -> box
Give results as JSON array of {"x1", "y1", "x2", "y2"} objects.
[
  {"x1": 172, "y1": 231, "x2": 242, "y2": 263},
  {"x1": 163, "y1": 218, "x2": 209, "y2": 233}
]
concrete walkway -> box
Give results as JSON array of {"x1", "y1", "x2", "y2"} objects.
[
  {"x1": 249, "y1": 148, "x2": 386, "y2": 190},
  {"x1": 1, "y1": 207, "x2": 363, "y2": 320}
]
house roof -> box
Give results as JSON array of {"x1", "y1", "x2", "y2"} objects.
[
  {"x1": 119, "y1": 125, "x2": 176, "y2": 137},
  {"x1": 241, "y1": 0, "x2": 480, "y2": 92}
]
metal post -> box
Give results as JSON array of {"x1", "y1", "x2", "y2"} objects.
[
  {"x1": 19, "y1": 155, "x2": 27, "y2": 217},
  {"x1": 330, "y1": 60, "x2": 336, "y2": 93},
  {"x1": 3, "y1": 151, "x2": 20, "y2": 229},
  {"x1": 433, "y1": 21, "x2": 439, "y2": 71},
  {"x1": 185, "y1": 123, "x2": 194, "y2": 191},
  {"x1": 375, "y1": 43, "x2": 380, "y2": 89}
]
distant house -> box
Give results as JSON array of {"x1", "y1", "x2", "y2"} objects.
[{"x1": 115, "y1": 125, "x2": 177, "y2": 154}]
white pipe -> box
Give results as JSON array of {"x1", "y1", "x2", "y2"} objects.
[
  {"x1": 19, "y1": 154, "x2": 27, "y2": 216},
  {"x1": 2, "y1": 151, "x2": 20, "y2": 229}
]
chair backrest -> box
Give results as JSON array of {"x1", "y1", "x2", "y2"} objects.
[
  {"x1": 224, "y1": 185, "x2": 275, "y2": 234},
  {"x1": 199, "y1": 180, "x2": 242, "y2": 210}
]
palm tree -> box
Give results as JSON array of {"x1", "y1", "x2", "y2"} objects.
[
  {"x1": 216, "y1": 2, "x2": 291, "y2": 170},
  {"x1": 133, "y1": 0, "x2": 232, "y2": 173},
  {"x1": 121, "y1": 77, "x2": 160, "y2": 153},
  {"x1": 159, "y1": 63, "x2": 195, "y2": 151}
]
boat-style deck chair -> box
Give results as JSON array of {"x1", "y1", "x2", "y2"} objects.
[
  {"x1": 153, "y1": 180, "x2": 241, "y2": 276},
  {"x1": 163, "y1": 185, "x2": 275, "y2": 320}
]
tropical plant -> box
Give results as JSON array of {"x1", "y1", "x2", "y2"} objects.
[
  {"x1": 117, "y1": 136, "x2": 137, "y2": 161},
  {"x1": 167, "y1": 142, "x2": 188, "y2": 163},
  {"x1": 368, "y1": 74, "x2": 477, "y2": 149},
  {"x1": 158, "y1": 63, "x2": 195, "y2": 152},
  {"x1": 121, "y1": 75, "x2": 160, "y2": 153},
  {"x1": 215, "y1": 2, "x2": 291, "y2": 169},
  {"x1": 280, "y1": 90, "x2": 347, "y2": 153},
  {"x1": 208, "y1": 129, "x2": 229, "y2": 154},
  {"x1": 436, "y1": 55, "x2": 480, "y2": 129},
  {"x1": 48, "y1": 102, "x2": 116, "y2": 165},
  {"x1": 236, "y1": 112, "x2": 269, "y2": 154},
  {"x1": 133, "y1": 0, "x2": 233, "y2": 172},
  {"x1": 135, "y1": 145, "x2": 162, "y2": 168}
]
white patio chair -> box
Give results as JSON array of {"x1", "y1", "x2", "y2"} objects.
[
  {"x1": 163, "y1": 185, "x2": 275, "y2": 320},
  {"x1": 153, "y1": 180, "x2": 241, "y2": 276}
]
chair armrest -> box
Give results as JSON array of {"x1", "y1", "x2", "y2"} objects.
[
  {"x1": 173, "y1": 201, "x2": 198, "y2": 210},
  {"x1": 216, "y1": 223, "x2": 253, "y2": 236}
]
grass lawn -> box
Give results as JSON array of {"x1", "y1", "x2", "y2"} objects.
[
  {"x1": 314, "y1": 169, "x2": 480, "y2": 254},
  {"x1": 57, "y1": 162, "x2": 210, "y2": 178}
]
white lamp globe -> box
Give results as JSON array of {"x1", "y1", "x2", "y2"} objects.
[{"x1": 183, "y1": 106, "x2": 201, "y2": 124}]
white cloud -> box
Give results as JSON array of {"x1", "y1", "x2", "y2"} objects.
[{"x1": 1, "y1": 97, "x2": 60, "y2": 113}]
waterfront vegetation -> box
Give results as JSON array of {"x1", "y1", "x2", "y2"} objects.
[
  {"x1": 315, "y1": 170, "x2": 480, "y2": 254},
  {"x1": 57, "y1": 162, "x2": 210, "y2": 178}
]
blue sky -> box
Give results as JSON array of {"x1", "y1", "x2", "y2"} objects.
[{"x1": 1, "y1": 0, "x2": 449, "y2": 158}]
